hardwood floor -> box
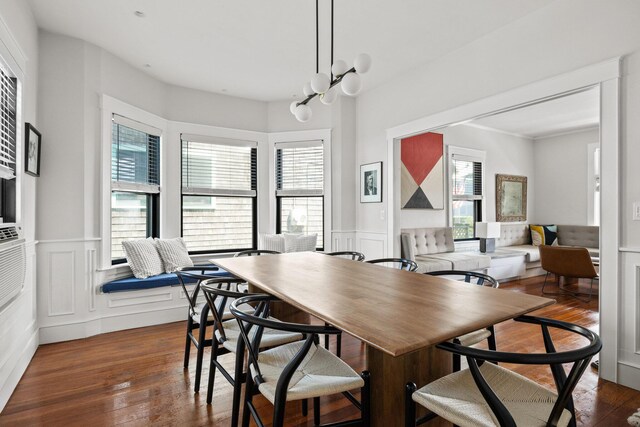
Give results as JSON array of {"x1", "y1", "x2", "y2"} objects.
[{"x1": 1, "y1": 275, "x2": 639, "y2": 426}]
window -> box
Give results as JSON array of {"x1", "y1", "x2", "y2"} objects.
[
  {"x1": 0, "y1": 64, "x2": 17, "y2": 223},
  {"x1": 450, "y1": 148, "x2": 485, "y2": 240},
  {"x1": 111, "y1": 115, "x2": 160, "y2": 262},
  {"x1": 181, "y1": 134, "x2": 257, "y2": 253},
  {"x1": 275, "y1": 140, "x2": 324, "y2": 250}
]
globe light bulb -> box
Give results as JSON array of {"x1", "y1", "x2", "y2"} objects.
[
  {"x1": 303, "y1": 82, "x2": 314, "y2": 97},
  {"x1": 320, "y1": 87, "x2": 338, "y2": 105},
  {"x1": 294, "y1": 104, "x2": 312, "y2": 122},
  {"x1": 290, "y1": 101, "x2": 298, "y2": 114},
  {"x1": 311, "y1": 73, "x2": 330, "y2": 94},
  {"x1": 341, "y1": 72, "x2": 362, "y2": 96},
  {"x1": 331, "y1": 59, "x2": 349, "y2": 77},
  {"x1": 354, "y1": 53, "x2": 372, "y2": 74}
]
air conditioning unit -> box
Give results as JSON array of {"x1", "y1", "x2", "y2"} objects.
[{"x1": 0, "y1": 223, "x2": 26, "y2": 310}]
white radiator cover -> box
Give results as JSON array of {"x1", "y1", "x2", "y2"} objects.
[{"x1": 0, "y1": 225, "x2": 26, "y2": 309}]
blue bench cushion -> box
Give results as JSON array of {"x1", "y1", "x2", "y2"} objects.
[{"x1": 101, "y1": 268, "x2": 233, "y2": 293}]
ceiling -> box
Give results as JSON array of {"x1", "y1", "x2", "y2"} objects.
[
  {"x1": 468, "y1": 88, "x2": 600, "y2": 139},
  {"x1": 27, "y1": 0, "x2": 553, "y2": 102}
]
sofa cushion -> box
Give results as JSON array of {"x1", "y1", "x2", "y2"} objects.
[
  {"x1": 530, "y1": 225, "x2": 558, "y2": 246},
  {"x1": 401, "y1": 228, "x2": 455, "y2": 260},
  {"x1": 557, "y1": 225, "x2": 599, "y2": 249},
  {"x1": 504, "y1": 245, "x2": 540, "y2": 263},
  {"x1": 284, "y1": 233, "x2": 317, "y2": 252},
  {"x1": 258, "y1": 233, "x2": 286, "y2": 252},
  {"x1": 101, "y1": 268, "x2": 232, "y2": 293},
  {"x1": 155, "y1": 237, "x2": 193, "y2": 273},
  {"x1": 495, "y1": 223, "x2": 530, "y2": 248},
  {"x1": 426, "y1": 252, "x2": 491, "y2": 271},
  {"x1": 414, "y1": 255, "x2": 454, "y2": 273}
]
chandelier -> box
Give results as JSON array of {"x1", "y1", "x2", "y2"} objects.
[{"x1": 290, "y1": 0, "x2": 372, "y2": 122}]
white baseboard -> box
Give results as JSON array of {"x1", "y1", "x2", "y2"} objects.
[
  {"x1": 0, "y1": 328, "x2": 39, "y2": 412},
  {"x1": 618, "y1": 361, "x2": 640, "y2": 391},
  {"x1": 39, "y1": 306, "x2": 186, "y2": 344}
]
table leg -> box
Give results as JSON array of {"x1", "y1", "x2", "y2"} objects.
[{"x1": 366, "y1": 345, "x2": 451, "y2": 427}]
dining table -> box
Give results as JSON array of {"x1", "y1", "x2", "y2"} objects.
[{"x1": 213, "y1": 252, "x2": 554, "y2": 427}]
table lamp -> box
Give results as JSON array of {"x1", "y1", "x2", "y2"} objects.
[{"x1": 476, "y1": 222, "x2": 501, "y2": 253}]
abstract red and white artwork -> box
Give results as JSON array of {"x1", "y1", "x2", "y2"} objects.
[{"x1": 400, "y1": 132, "x2": 444, "y2": 209}]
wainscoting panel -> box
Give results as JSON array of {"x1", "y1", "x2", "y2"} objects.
[
  {"x1": 47, "y1": 251, "x2": 75, "y2": 316},
  {"x1": 619, "y1": 251, "x2": 640, "y2": 390},
  {"x1": 330, "y1": 231, "x2": 357, "y2": 252},
  {"x1": 356, "y1": 231, "x2": 388, "y2": 260}
]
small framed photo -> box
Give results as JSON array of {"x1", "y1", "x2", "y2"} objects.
[
  {"x1": 360, "y1": 161, "x2": 382, "y2": 203},
  {"x1": 25, "y1": 123, "x2": 41, "y2": 177}
]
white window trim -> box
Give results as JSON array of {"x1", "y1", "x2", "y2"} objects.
[
  {"x1": 268, "y1": 129, "x2": 332, "y2": 249},
  {"x1": 100, "y1": 95, "x2": 168, "y2": 269},
  {"x1": 446, "y1": 145, "x2": 486, "y2": 230}
]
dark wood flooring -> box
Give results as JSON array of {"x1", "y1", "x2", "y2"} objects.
[{"x1": 1, "y1": 275, "x2": 639, "y2": 426}]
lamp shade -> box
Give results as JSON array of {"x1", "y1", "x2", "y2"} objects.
[{"x1": 476, "y1": 222, "x2": 501, "y2": 239}]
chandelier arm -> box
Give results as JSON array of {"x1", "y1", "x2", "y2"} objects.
[{"x1": 297, "y1": 67, "x2": 356, "y2": 106}]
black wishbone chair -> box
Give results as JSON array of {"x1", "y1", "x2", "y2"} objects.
[
  {"x1": 426, "y1": 270, "x2": 499, "y2": 371},
  {"x1": 405, "y1": 315, "x2": 601, "y2": 427},
  {"x1": 235, "y1": 249, "x2": 281, "y2": 257},
  {"x1": 231, "y1": 294, "x2": 371, "y2": 427},
  {"x1": 175, "y1": 266, "x2": 235, "y2": 393},
  {"x1": 367, "y1": 257, "x2": 418, "y2": 271},
  {"x1": 325, "y1": 250, "x2": 366, "y2": 261},
  {"x1": 199, "y1": 279, "x2": 302, "y2": 427}
]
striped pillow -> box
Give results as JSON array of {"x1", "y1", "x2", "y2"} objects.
[
  {"x1": 155, "y1": 238, "x2": 193, "y2": 273},
  {"x1": 258, "y1": 233, "x2": 285, "y2": 252},
  {"x1": 122, "y1": 238, "x2": 165, "y2": 279},
  {"x1": 284, "y1": 233, "x2": 317, "y2": 253}
]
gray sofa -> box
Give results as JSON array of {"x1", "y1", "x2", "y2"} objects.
[
  {"x1": 400, "y1": 227, "x2": 491, "y2": 273},
  {"x1": 401, "y1": 224, "x2": 599, "y2": 277},
  {"x1": 495, "y1": 224, "x2": 599, "y2": 274}
]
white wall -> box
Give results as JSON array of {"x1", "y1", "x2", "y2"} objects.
[
  {"x1": 355, "y1": 0, "x2": 640, "y2": 389},
  {"x1": 0, "y1": 0, "x2": 39, "y2": 412},
  {"x1": 398, "y1": 124, "x2": 535, "y2": 230},
  {"x1": 533, "y1": 127, "x2": 599, "y2": 225}
]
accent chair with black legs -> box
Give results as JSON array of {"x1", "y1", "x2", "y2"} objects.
[
  {"x1": 539, "y1": 245, "x2": 599, "y2": 302},
  {"x1": 231, "y1": 294, "x2": 371, "y2": 427},
  {"x1": 367, "y1": 257, "x2": 418, "y2": 271},
  {"x1": 405, "y1": 315, "x2": 601, "y2": 427},
  {"x1": 425, "y1": 270, "x2": 499, "y2": 371},
  {"x1": 199, "y1": 279, "x2": 302, "y2": 427}
]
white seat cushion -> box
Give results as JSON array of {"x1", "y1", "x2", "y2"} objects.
[
  {"x1": 420, "y1": 252, "x2": 491, "y2": 271},
  {"x1": 252, "y1": 341, "x2": 364, "y2": 403},
  {"x1": 506, "y1": 245, "x2": 540, "y2": 262},
  {"x1": 413, "y1": 362, "x2": 572, "y2": 427},
  {"x1": 456, "y1": 328, "x2": 491, "y2": 346},
  {"x1": 215, "y1": 318, "x2": 303, "y2": 353},
  {"x1": 414, "y1": 255, "x2": 453, "y2": 273}
]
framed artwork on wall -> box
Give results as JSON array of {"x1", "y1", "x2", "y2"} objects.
[
  {"x1": 496, "y1": 174, "x2": 527, "y2": 222},
  {"x1": 400, "y1": 131, "x2": 444, "y2": 209},
  {"x1": 25, "y1": 123, "x2": 41, "y2": 177},
  {"x1": 360, "y1": 161, "x2": 382, "y2": 203}
]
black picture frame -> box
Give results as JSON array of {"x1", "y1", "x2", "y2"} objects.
[
  {"x1": 360, "y1": 161, "x2": 383, "y2": 203},
  {"x1": 25, "y1": 122, "x2": 41, "y2": 177}
]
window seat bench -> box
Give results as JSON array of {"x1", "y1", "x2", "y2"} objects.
[{"x1": 101, "y1": 266, "x2": 232, "y2": 293}]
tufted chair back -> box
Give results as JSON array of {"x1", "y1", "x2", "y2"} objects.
[{"x1": 495, "y1": 223, "x2": 530, "y2": 247}]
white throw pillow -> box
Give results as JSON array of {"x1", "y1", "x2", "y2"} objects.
[
  {"x1": 258, "y1": 233, "x2": 285, "y2": 253},
  {"x1": 155, "y1": 237, "x2": 194, "y2": 273},
  {"x1": 284, "y1": 233, "x2": 317, "y2": 253},
  {"x1": 122, "y1": 238, "x2": 165, "y2": 279}
]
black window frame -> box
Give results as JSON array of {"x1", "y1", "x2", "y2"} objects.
[
  {"x1": 0, "y1": 66, "x2": 17, "y2": 223},
  {"x1": 180, "y1": 137, "x2": 258, "y2": 255},
  {"x1": 110, "y1": 118, "x2": 161, "y2": 265},
  {"x1": 274, "y1": 141, "x2": 325, "y2": 251},
  {"x1": 451, "y1": 157, "x2": 484, "y2": 242}
]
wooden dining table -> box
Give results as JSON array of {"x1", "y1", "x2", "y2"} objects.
[{"x1": 213, "y1": 252, "x2": 554, "y2": 427}]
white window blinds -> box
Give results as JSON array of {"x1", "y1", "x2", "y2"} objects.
[
  {"x1": 451, "y1": 157, "x2": 483, "y2": 201},
  {"x1": 0, "y1": 66, "x2": 17, "y2": 180},
  {"x1": 181, "y1": 135, "x2": 257, "y2": 197},
  {"x1": 111, "y1": 114, "x2": 160, "y2": 193},
  {"x1": 275, "y1": 140, "x2": 324, "y2": 197}
]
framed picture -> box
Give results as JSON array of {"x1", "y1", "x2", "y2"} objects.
[
  {"x1": 25, "y1": 123, "x2": 41, "y2": 177},
  {"x1": 360, "y1": 162, "x2": 382, "y2": 203},
  {"x1": 400, "y1": 132, "x2": 444, "y2": 209},
  {"x1": 496, "y1": 174, "x2": 527, "y2": 222}
]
